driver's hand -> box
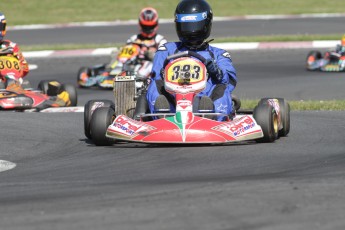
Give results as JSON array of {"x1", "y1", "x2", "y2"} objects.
[{"x1": 205, "y1": 59, "x2": 223, "y2": 81}]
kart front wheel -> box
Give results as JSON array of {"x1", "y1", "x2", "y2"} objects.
[
  {"x1": 84, "y1": 100, "x2": 115, "y2": 139},
  {"x1": 90, "y1": 106, "x2": 115, "y2": 146},
  {"x1": 253, "y1": 102, "x2": 278, "y2": 143}
]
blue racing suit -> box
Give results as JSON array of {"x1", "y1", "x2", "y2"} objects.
[{"x1": 146, "y1": 42, "x2": 237, "y2": 120}]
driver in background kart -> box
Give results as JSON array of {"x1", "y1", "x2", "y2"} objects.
[
  {"x1": 106, "y1": 7, "x2": 167, "y2": 73},
  {"x1": 0, "y1": 12, "x2": 29, "y2": 82},
  {"x1": 324, "y1": 34, "x2": 345, "y2": 63},
  {"x1": 146, "y1": 0, "x2": 237, "y2": 121}
]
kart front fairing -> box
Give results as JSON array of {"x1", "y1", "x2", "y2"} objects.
[{"x1": 106, "y1": 112, "x2": 263, "y2": 144}]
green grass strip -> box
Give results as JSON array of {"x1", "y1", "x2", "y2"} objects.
[{"x1": 241, "y1": 100, "x2": 345, "y2": 111}]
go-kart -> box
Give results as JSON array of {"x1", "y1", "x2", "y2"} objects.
[
  {"x1": 0, "y1": 52, "x2": 78, "y2": 112},
  {"x1": 84, "y1": 51, "x2": 290, "y2": 145},
  {"x1": 306, "y1": 50, "x2": 345, "y2": 72},
  {"x1": 77, "y1": 42, "x2": 153, "y2": 89}
]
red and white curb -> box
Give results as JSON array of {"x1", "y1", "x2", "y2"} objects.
[
  {"x1": 0, "y1": 160, "x2": 16, "y2": 173},
  {"x1": 23, "y1": 40, "x2": 340, "y2": 58}
]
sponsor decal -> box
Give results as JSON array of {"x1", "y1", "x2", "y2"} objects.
[
  {"x1": 175, "y1": 11, "x2": 208, "y2": 22},
  {"x1": 216, "y1": 103, "x2": 228, "y2": 113},
  {"x1": 158, "y1": 45, "x2": 167, "y2": 51},
  {"x1": 181, "y1": 15, "x2": 197, "y2": 21},
  {"x1": 229, "y1": 116, "x2": 256, "y2": 136},
  {"x1": 177, "y1": 100, "x2": 192, "y2": 109},
  {"x1": 114, "y1": 75, "x2": 135, "y2": 81},
  {"x1": 213, "y1": 116, "x2": 256, "y2": 137},
  {"x1": 222, "y1": 52, "x2": 231, "y2": 59},
  {"x1": 111, "y1": 115, "x2": 154, "y2": 136}
]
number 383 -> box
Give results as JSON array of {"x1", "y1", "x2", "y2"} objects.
[{"x1": 171, "y1": 64, "x2": 202, "y2": 81}]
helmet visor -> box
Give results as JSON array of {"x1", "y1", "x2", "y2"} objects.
[{"x1": 141, "y1": 24, "x2": 156, "y2": 34}]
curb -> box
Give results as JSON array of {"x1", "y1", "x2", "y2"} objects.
[
  {"x1": 8, "y1": 13, "x2": 345, "y2": 30},
  {"x1": 23, "y1": 41, "x2": 340, "y2": 58}
]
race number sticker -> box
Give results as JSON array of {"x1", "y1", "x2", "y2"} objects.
[
  {"x1": 118, "y1": 44, "x2": 140, "y2": 60},
  {"x1": 0, "y1": 56, "x2": 21, "y2": 71},
  {"x1": 165, "y1": 58, "x2": 206, "y2": 83}
]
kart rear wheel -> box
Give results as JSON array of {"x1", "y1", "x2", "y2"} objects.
[
  {"x1": 276, "y1": 98, "x2": 290, "y2": 137},
  {"x1": 232, "y1": 94, "x2": 241, "y2": 112},
  {"x1": 61, "y1": 83, "x2": 78, "y2": 106},
  {"x1": 84, "y1": 100, "x2": 115, "y2": 139},
  {"x1": 90, "y1": 106, "x2": 115, "y2": 146},
  {"x1": 253, "y1": 102, "x2": 278, "y2": 143}
]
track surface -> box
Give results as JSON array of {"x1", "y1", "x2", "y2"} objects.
[
  {"x1": 7, "y1": 17, "x2": 345, "y2": 46},
  {"x1": 0, "y1": 49, "x2": 345, "y2": 230}
]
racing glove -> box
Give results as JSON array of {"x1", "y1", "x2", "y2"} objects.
[{"x1": 205, "y1": 59, "x2": 223, "y2": 82}]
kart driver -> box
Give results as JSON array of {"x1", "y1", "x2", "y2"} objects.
[
  {"x1": 107, "y1": 7, "x2": 167, "y2": 70},
  {"x1": 0, "y1": 12, "x2": 29, "y2": 81},
  {"x1": 146, "y1": 0, "x2": 237, "y2": 121},
  {"x1": 324, "y1": 34, "x2": 345, "y2": 63},
  {"x1": 126, "y1": 7, "x2": 167, "y2": 60},
  {"x1": 335, "y1": 34, "x2": 345, "y2": 55}
]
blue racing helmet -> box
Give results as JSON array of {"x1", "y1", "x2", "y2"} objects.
[{"x1": 174, "y1": 0, "x2": 213, "y2": 48}]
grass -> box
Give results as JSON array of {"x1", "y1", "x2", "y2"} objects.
[
  {"x1": 1, "y1": 0, "x2": 345, "y2": 26},
  {"x1": 241, "y1": 100, "x2": 345, "y2": 110}
]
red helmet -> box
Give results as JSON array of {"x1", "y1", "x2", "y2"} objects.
[
  {"x1": 0, "y1": 13, "x2": 6, "y2": 41},
  {"x1": 139, "y1": 7, "x2": 159, "y2": 38}
]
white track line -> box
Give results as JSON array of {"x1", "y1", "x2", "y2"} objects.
[{"x1": 0, "y1": 160, "x2": 16, "y2": 173}]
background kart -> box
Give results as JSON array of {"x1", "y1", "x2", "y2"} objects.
[
  {"x1": 0, "y1": 51, "x2": 78, "y2": 111},
  {"x1": 0, "y1": 80, "x2": 78, "y2": 112},
  {"x1": 77, "y1": 42, "x2": 153, "y2": 89},
  {"x1": 306, "y1": 50, "x2": 345, "y2": 72},
  {"x1": 84, "y1": 51, "x2": 290, "y2": 145}
]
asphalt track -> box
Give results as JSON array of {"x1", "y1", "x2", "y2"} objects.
[
  {"x1": 7, "y1": 17, "x2": 345, "y2": 46},
  {"x1": 0, "y1": 48, "x2": 345, "y2": 230}
]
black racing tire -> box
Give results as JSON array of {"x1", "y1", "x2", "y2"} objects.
[
  {"x1": 253, "y1": 101, "x2": 279, "y2": 143},
  {"x1": 232, "y1": 94, "x2": 241, "y2": 112},
  {"x1": 306, "y1": 50, "x2": 322, "y2": 71},
  {"x1": 133, "y1": 94, "x2": 150, "y2": 121},
  {"x1": 77, "y1": 67, "x2": 91, "y2": 88},
  {"x1": 61, "y1": 83, "x2": 78, "y2": 106},
  {"x1": 84, "y1": 100, "x2": 115, "y2": 139},
  {"x1": 90, "y1": 106, "x2": 115, "y2": 146},
  {"x1": 37, "y1": 79, "x2": 60, "y2": 95},
  {"x1": 276, "y1": 98, "x2": 290, "y2": 137}
]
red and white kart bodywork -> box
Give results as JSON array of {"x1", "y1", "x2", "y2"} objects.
[{"x1": 86, "y1": 51, "x2": 290, "y2": 145}]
